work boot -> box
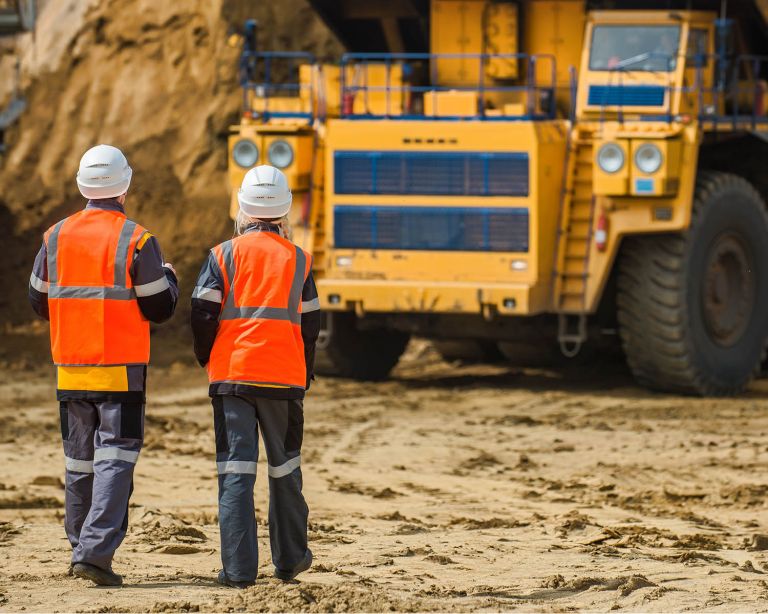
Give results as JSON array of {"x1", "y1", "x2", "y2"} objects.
[
  {"x1": 217, "y1": 570, "x2": 255, "y2": 590},
  {"x1": 72, "y1": 562, "x2": 123, "y2": 587},
  {"x1": 274, "y1": 549, "x2": 312, "y2": 582}
]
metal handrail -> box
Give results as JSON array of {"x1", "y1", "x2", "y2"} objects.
[
  {"x1": 339, "y1": 52, "x2": 558, "y2": 120},
  {"x1": 586, "y1": 52, "x2": 768, "y2": 128},
  {"x1": 240, "y1": 50, "x2": 317, "y2": 121},
  {"x1": 238, "y1": 48, "x2": 768, "y2": 129},
  {"x1": 568, "y1": 66, "x2": 578, "y2": 124}
]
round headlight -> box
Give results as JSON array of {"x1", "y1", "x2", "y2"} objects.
[
  {"x1": 268, "y1": 140, "x2": 294, "y2": 169},
  {"x1": 232, "y1": 139, "x2": 259, "y2": 168},
  {"x1": 597, "y1": 143, "x2": 625, "y2": 174},
  {"x1": 635, "y1": 143, "x2": 663, "y2": 174}
]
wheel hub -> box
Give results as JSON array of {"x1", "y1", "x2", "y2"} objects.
[{"x1": 702, "y1": 233, "x2": 755, "y2": 347}]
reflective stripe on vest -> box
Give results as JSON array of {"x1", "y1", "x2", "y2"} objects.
[
  {"x1": 207, "y1": 232, "x2": 311, "y2": 389},
  {"x1": 219, "y1": 241, "x2": 307, "y2": 325},
  {"x1": 46, "y1": 218, "x2": 138, "y2": 301},
  {"x1": 45, "y1": 210, "x2": 150, "y2": 367}
]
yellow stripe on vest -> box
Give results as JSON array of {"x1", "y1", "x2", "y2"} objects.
[
  {"x1": 57, "y1": 366, "x2": 129, "y2": 391},
  {"x1": 136, "y1": 232, "x2": 153, "y2": 250},
  {"x1": 239, "y1": 382, "x2": 291, "y2": 389}
]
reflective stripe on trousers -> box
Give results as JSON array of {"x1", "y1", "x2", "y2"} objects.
[
  {"x1": 212, "y1": 395, "x2": 308, "y2": 582},
  {"x1": 60, "y1": 400, "x2": 143, "y2": 569}
]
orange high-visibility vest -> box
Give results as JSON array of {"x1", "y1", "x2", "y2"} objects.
[
  {"x1": 207, "y1": 231, "x2": 311, "y2": 389},
  {"x1": 45, "y1": 208, "x2": 150, "y2": 366}
]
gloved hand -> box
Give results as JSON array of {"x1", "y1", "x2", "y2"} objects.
[{"x1": 163, "y1": 262, "x2": 177, "y2": 276}]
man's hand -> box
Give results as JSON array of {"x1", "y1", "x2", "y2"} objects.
[{"x1": 163, "y1": 262, "x2": 177, "y2": 277}]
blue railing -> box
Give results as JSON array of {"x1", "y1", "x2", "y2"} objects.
[
  {"x1": 339, "y1": 52, "x2": 558, "y2": 121},
  {"x1": 238, "y1": 47, "x2": 767, "y2": 130},
  {"x1": 585, "y1": 52, "x2": 768, "y2": 129},
  {"x1": 240, "y1": 50, "x2": 317, "y2": 122},
  {"x1": 700, "y1": 54, "x2": 768, "y2": 132}
]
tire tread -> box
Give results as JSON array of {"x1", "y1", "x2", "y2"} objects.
[{"x1": 617, "y1": 171, "x2": 767, "y2": 395}]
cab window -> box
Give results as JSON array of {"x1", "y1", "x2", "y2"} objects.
[{"x1": 590, "y1": 25, "x2": 681, "y2": 72}]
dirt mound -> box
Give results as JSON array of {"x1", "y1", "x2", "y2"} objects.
[
  {"x1": 0, "y1": 0, "x2": 341, "y2": 343},
  {"x1": 538, "y1": 574, "x2": 657, "y2": 597},
  {"x1": 131, "y1": 508, "x2": 207, "y2": 538},
  {"x1": 143, "y1": 413, "x2": 212, "y2": 455},
  {"x1": 130, "y1": 508, "x2": 210, "y2": 552},
  {"x1": 216, "y1": 580, "x2": 432, "y2": 613},
  {"x1": 0, "y1": 521, "x2": 20, "y2": 544},
  {"x1": 0, "y1": 492, "x2": 60, "y2": 509}
]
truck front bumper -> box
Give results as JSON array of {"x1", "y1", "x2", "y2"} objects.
[{"x1": 317, "y1": 279, "x2": 549, "y2": 316}]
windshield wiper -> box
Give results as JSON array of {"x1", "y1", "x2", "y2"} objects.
[
  {"x1": 615, "y1": 52, "x2": 651, "y2": 69},
  {"x1": 614, "y1": 51, "x2": 675, "y2": 70}
]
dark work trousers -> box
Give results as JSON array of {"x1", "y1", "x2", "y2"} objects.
[
  {"x1": 213, "y1": 395, "x2": 309, "y2": 583},
  {"x1": 60, "y1": 400, "x2": 144, "y2": 570}
]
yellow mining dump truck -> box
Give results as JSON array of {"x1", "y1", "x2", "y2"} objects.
[{"x1": 228, "y1": 0, "x2": 768, "y2": 395}]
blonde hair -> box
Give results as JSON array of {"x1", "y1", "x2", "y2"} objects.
[{"x1": 234, "y1": 210, "x2": 293, "y2": 240}]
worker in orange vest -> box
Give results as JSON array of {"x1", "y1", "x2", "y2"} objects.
[
  {"x1": 191, "y1": 165, "x2": 320, "y2": 588},
  {"x1": 28, "y1": 144, "x2": 179, "y2": 586}
]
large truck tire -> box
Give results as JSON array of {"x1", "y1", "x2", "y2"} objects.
[
  {"x1": 617, "y1": 171, "x2": 768, "y2": 396},
  {"x1": 318, "y1": 312, "x2": 410, "y2": 381},
  {"x1": 432, "y1": 340, "x2": 503, "y2": 364}
]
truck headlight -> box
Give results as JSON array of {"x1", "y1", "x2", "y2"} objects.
[
  {"x1": 268, "y1": 140, "x2": 294, "y2": 169},
  {"x1": 597, "y1": 143, "x2": 625, "y2": 174},
  {"x1": 635, "y1": 143, "x2": 663, "y2": 174},
  {"x1": 232, "y1": 139, "x2": 259, "y2": 168}
]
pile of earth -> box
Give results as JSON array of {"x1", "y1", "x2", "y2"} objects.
[{"x1": 0, "y1": 0, "x2": 340, "y2": 359}]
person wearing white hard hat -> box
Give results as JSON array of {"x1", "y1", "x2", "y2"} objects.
[
  {"x1": 191, "y1": 165, "x2": 320, "y2": 588},
  {"x1": 28, "y1": 144, "x2": 179, "y2": 586}
]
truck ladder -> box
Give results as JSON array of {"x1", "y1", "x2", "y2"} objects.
[
  {"x1": 303, "y1": 136, "x2": 327, "y2": 278},
  {"x1": 553, "y1": 127, "x2": 596, "y2": 351}
]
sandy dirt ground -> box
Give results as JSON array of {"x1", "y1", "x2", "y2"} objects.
[{"x1": 1, "y1": 344, "x2": 768, "y2": 612}]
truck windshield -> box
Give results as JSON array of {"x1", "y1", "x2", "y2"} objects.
[{"x1": 590, "y1": 25, "x2": 681, "y2": 72}]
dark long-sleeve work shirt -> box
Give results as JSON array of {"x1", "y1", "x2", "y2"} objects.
[
  {"x1": 29, "y1": 199, "x2": 179, "y2": 324},
  {"x1": 28, "y1": 198, "x2": 179, "y2": 402},
  {"x1": 190, "y1": 223, "x2": 321, "y2": 400}
]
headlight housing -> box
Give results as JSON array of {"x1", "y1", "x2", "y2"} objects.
[
  {"x1": 268, "y1": 140, "x2": 294, "y2": 169},
  {"x1": 232, "y1": 139, "x2": 259, "y2": 168},
  {"x1": 597, "y1": 143, "x2": 625, "y2": 174},
  {"x1": 635, "y1": 143, "x2": 663, "y2": 174}
]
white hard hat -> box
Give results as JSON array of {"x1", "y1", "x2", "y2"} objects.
[
  {"x1": 76, "y1": 144, "x2": 133, "y2": 199},
  {"x1": 238, "y1": 165, "x2": 292, "y2": 219}
]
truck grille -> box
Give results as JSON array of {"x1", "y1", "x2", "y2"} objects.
[
  {"x1": 334, "y1": 151, "x2": 529, "y2": 197},
  {"x1": 587, "y1": 85, "x2": 666, "y2": 107},
  {"x1": 334, "y1": 205, "x2": 529, "y2": 252}
]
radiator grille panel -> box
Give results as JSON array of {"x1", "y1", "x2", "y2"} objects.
[
  {"x1": 334, "y1": 206, "x2": 529, "y2": 252},
  {"x1": 334, "y1": 151, "x2": 529, "y2": 197}
]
